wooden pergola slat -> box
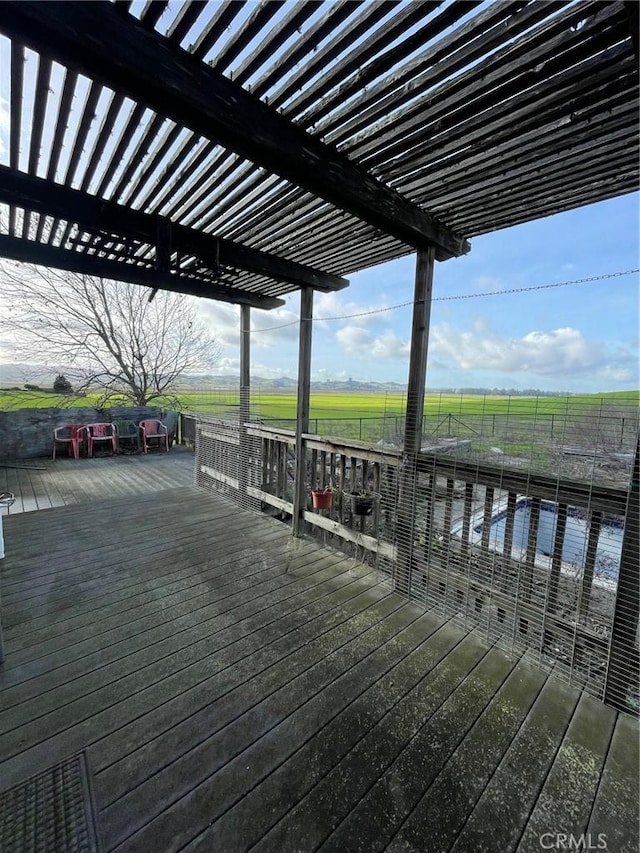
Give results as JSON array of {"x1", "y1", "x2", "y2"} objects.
[
  {"x1": 0, "y1": 0, "x2": 468, "y2": 260},
  {"x1": 0, "y1": 0, "x2": 635, "y2": 300},
  {"x1": 0, "y1": 167, "x2": 349, "y2": 295},
  {"x1": 0, "y1": 234, "x2": 284, "y2": 309}
]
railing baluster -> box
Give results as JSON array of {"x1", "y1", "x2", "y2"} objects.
[
  {"x1": 339, "y1": 454, "x2": 346, "y2": 526},
  {"x1": 460, "y1": 482, "x2": 474, "y2": 559},
  {"x1": 579, "y1": 510, "x2": 601, "y2": 621},
  {"x1": 372, "y1": 461, "x2": 381, "y2": 540},
  {"x1": 501, "y1": 491, "x2": 517, "y2": 591},
  {"x1": 547, "y1": 502, "x2": 568, "y2": 613},
  {"x1": 523, "y1": 497, "x2": 541, "y2": 604},
  {"x1": 423, "y1": 473, "x2": 435, "y2": 564},
  {"x1": 481, "y1": 487, "x2": 494, "y2": 551},
  {"x1": 442, "y1": 478, "x2": 455, "y2": 549}
]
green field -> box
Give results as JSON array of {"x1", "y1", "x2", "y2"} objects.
[
  {"x1": 1, "y1": 387, "x2": 637, "y2": 423},
  {"x1": 2, "y1": 387, "x2": 637, "y2": 479}
]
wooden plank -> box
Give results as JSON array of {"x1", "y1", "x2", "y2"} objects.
[
  {"x1": 1, "y1": 480, "x2": 635, "y2": 852},
  {"x1": 0, "y1": 167, "x2": 348, "y2": 294},
  {"x1": 586, "y1": 712, "x2": 640, "y2": 853},
  {"x1": 0, "y1": 234, "x2": 285, "y2": 309},
  {"x1": 1, "y1": 558, "x2": 380, "y2": 750},
  {"x1": 302, "y1": 508, "x2": 397, "y2": 560},
  {"x1": 1, "y1": 553, "x2": 381, "y2": 789},
  {"x1": 1, "y1": 533, "x2": 300, "y2": 675},
  {"x1": 386, "y1": 658, "x2": 547, "y2": 853},
  {"x1": 308, "y1": 642, "x2": 518, "y2": 852},
  {"x1": 418, "y1": 454, "x2": 628, "y2": 516},
  {"x1": 0, "y1": 1, "x2": 469, "y2": 259},
  {"x1": 247, "y1": 485, "x2": 293, "y2": 515},
  {"x1": 445, "y1": 676, "x2": 580, "y2": 853},
  {"x1": 199, "y1": 463, "x2": 239, "y2": 489},
  {"x1": 4, "y1": 537, "x2": 356, "y2": 671},
  {"x1": 517, "y1": 692, "x2": 616, "y2": 852},
  {"x1": 97, "y1": 598, "x2": 417, "y2": 849},
  {"x1": 190, "y1": 617, "x2": 470, "y2": 852},
  {"x1": 92, "y1": 582, "x2": 393, "y2": 811}
]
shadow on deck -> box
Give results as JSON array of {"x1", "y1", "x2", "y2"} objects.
[{"x1": 0, "y1": 455, "x2": 637, "y2": 852}]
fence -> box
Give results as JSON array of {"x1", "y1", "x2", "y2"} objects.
[{"x1": 193, "y1": 412, "x2": 638, "y2": 714}]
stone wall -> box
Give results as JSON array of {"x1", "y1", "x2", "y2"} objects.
[{"x1": 0, "y1": 406, "x2": 178, "y2": 459}]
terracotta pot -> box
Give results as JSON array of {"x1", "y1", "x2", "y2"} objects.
[{"x1": 311, "y1": 489, "x2": 333, "y2": 509}]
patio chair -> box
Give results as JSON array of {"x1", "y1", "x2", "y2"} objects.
[
  {"x1": 115, "y1": 419, "x2": 141, "y2": 453},
  {"x1": 139, "y1": 418, "x2": 169, "y2": 453},
  {"x1": 85, "y1": 422, "x2": 117, "y2": 457},
  {"x1": 52, "y1": 424, "x2": 86, "y2": 459}
]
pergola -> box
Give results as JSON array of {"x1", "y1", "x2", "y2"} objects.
[
  {"x1": 1, "y1": 1, "x2": 638, "y2": 703},
  {"x1": 2, "y1": 1, "x2": 637, "y2": 459}
]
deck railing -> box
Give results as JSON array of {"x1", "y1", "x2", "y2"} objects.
[{"x1": 194, "y1": 417, "x2": 638, "y2": 712}]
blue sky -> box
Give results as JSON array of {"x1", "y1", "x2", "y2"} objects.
[
  {"x1": 200, "y1": 192, "x2": 639, "y2": 392},
  {"x1": 0, "y1": 4, "x2": 638, "y2": 394}
]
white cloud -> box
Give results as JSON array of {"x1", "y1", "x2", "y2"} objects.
[
  {"x1": 431, "y1": 322, "x2": 638, "y2": 380},
  {"x1": 209, "y1": 357, "x2": 240, "y2": 375},
  {"x1": 315, "y1": 290, "x2": 400, "y2": 330},
  {"x1": 336, "y1": 326, "x2": 410, "y2": 360},
  {"x1": 194, "y1": 299, "x2": 299, "y2": 350},
  {"x1": 0, "y1": 96, "x2": 8, "y2": 159},
  {"x1": 250, "y1": 307, "x2": 299, "y2": 348}
]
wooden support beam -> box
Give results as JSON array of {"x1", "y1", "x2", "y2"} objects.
[
  {"x1": 0, "y1": 1, "x2": 469, "y2": 260},
  {"x1": 292, "y1": 288, "x2": 313, "y2": 538},
  {"x1": 395, "y1": 247, "x2": 436, "y2": 595},
  {"x1": 604, "y1": 437, "x2": 640, "y2": 712},
  {"x1": 0, "y1": 166, "x2": 348, "y2": 294},
  {"x1": 240, "y1": 304, "x2": 251, "y2": 392},
  {"x1": 0, "y1": 235, "x2": 283, "y2": 309},
  {"x1": 238, "y1": 304, "x2": 251, "y2": 499}
]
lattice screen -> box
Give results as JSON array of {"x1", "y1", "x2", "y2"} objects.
[
  {"x1": 194, "y1": 388, "x2": 262, "y2": 514},
  {"x1": 391, "y1": 399, "x2": 639, "y2": 714}
]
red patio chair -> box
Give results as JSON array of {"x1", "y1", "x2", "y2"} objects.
[
  {"x1": 52, "y1": 424, "x2": 86, "y2": 459},
  {"x1": 138, "y1": 419, "x2": 169, "y2": 453},
  {"x1": 85, "y1": 422, "x2": 117, "y2": 457}
]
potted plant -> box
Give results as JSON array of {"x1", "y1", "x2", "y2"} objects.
[
  {"x1": 311, "y1": 484, "x2": 334, "y2": 509},
  {"x1": 348, "y1": 489, "x2": 377, "y2": 516}
]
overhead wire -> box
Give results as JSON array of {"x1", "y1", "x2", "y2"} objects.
[{"x1": 246, "y1": 268, "x2": 639, "y2": 333}]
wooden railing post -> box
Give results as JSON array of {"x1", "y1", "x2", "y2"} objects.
[
  {"x1": 292, "y1": 288, "x2": 313, "y2": 537},
  {"x1": 604, "y1": 437, "x2": 640, "y2": 711},
  {"x1": 396, "y1": 247, "x2": 435, "y2": 595}
]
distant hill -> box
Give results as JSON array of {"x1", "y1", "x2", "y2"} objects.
[{"x1": 0, "y1": 364, "x2": 406, "y2": 394}]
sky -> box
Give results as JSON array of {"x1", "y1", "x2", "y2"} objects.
[
  {"x1": 0, "y1": 2, "x2": 638, "y2": 395},
  {"x1": 196, "y1": 191, "x2": 639, "y2": 392}
]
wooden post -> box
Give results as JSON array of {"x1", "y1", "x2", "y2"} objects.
[
  {"x1": 395, "y1": 247, "x2": 436, "y2": 594},
  {"x1": 292, "y1": 288, "x2": 313, "y2": 537},
  {"x1": 238, "y1": 304, "x2": 250, "y2": 499},
  {"x1": 604, "y1": 437, "x2": 640, "y2": 711}
]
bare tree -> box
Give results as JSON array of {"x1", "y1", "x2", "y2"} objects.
[{"x1": 1, "y1": 261, "x2": 219, "y2": 406}]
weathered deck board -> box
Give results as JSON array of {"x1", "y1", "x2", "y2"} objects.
[
  {"x1": 0, "y1": 448, "x2": 196, "y2": 516},
  {"x1": 0, "y1": 467, "x2": 637, "y2": 853}
]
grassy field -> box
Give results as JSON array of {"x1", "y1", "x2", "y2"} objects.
[
  {"x1": 2, "y1": 387, "x2": 637, "y2": 481},
  {"x1": 1, "y1": 387, "x2": 637, "y2": 421}
]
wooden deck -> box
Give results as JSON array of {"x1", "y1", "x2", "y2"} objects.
[
  {"x1": 0, "y1": 456, "x2": 638, "y2": 853},
  {"x1": 0, "y1": 446, "x2": 196, "y2": 515}
]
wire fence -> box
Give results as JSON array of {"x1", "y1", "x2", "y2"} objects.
[
  {"x1": 182, "y1": 391, "x2": 639, "y2": 488},
  {"x1": 191, "y1": 388, "x2": 639, "y2": 713}
]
